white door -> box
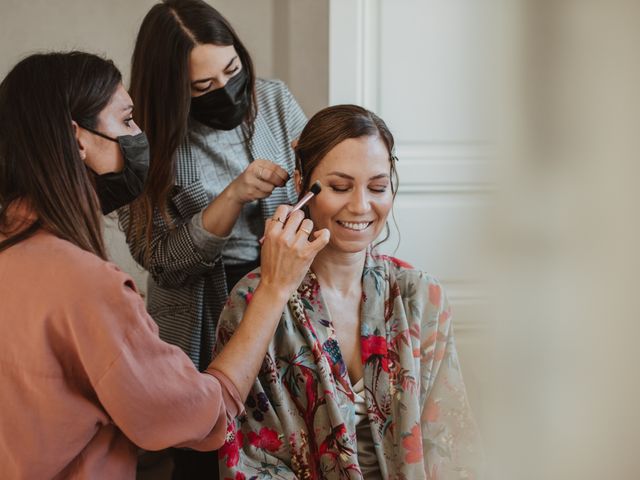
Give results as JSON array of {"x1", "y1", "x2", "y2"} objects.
[{"x1": 329, "y1": 0, "x2": 492, "y2": 426}]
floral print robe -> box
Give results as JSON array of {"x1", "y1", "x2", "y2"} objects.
[{"x1": 214, "y1": 252, "x2": 482, "y2": 479}]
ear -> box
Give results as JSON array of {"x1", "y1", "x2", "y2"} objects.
[
  {"x1": 294, "y1": 169, "x2": 303, "y2": 195},
  {"x1": 71, "y1": 120, "x2": 88, "y2": 161}
]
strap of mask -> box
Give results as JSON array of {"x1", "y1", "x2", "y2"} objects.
[{"x1": 78, "y1": 124, "x2": 118, "y2": 143}]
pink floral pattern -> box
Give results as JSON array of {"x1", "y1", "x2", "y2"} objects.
[{"x1": 214, "y1": 252, "x2": 482, "y2": 479}]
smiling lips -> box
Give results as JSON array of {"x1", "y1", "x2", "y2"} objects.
[{"x1": 337, "y1": 220, "x2": 373, "y2": 231}]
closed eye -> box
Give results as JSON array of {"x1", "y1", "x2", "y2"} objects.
[{"x1": 193, "y1": 82, "x2": 213, "y2": 93}]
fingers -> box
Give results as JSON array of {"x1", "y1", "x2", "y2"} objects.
[
  {"x1": 296, "y1": 218, "x2": 314, "y2": 239},
  {"x1": 263, "y1": 204, "x2": 329, "y2": 256},
  {"x1": 280, "y1": 210, "x2": 305, "y2": 239},
  {"x1": 265, "y1": 205, "x2": 292, "y2": 235},
  {"x1": 277, "y1": 210, "x2": 329, "y2": 255},
  {"x1": 253, "y1": 159, "x2": 289, "y2": 187},
  {"x1": 307, "y1": 228, "x2": 330, "y2": 253},
  {"x1": 259, "y1": 204, "x2": 329, "y2": 295},
  {"x1": 252, "y1": 178, "x2": 277, "y2": 196}
]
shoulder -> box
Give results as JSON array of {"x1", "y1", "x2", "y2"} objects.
[
  {"x1": 216, "y1": 267, "x2": 263, "y2": 341},
  {"x1": 372, "y1": 253, "x2": 434, "y2": 287},
  {"x1": 23, "y1": 231, "x2": 142, "y2": 306},
  {"x1": 372, "y1": 253, "x2": 446, "y2": 309},
  {"x1": 255, "y1": 78, "x2": 297, "y2": 111},
  {"x1": 224, "y1": 267, "x2": 263, "y2": 312},
  {"x1": 255, "y1": 77, "x2": 291, "y2": 98}
]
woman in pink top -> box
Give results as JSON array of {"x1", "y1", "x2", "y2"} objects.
[{"x1": 0, "y1": 52, "x2": 328, "y2": 479}]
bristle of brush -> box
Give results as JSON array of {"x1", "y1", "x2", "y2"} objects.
[{"x1": 309, "y1": 180, "x2": 322, "y2": 195}]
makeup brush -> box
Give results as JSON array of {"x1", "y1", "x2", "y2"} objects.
[{"x1": 260, "y1": 180, "x2": 322, "y2": 243}]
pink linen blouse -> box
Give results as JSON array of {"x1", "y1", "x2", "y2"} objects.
[{"x1": 0, "y1": 204, "x2": 241, "y2": 479}]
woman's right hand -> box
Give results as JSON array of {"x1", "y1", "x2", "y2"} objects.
[
  {"x1": 228, "y1": 159, "x2": 289, "y2": 205},
  {"x1": 258, "y1": 205, "x2": 329, "y2": 298}
]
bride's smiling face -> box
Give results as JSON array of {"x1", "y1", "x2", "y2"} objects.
[{"x1": 303, "y1": 135, "x2": 393, "y2": 254}]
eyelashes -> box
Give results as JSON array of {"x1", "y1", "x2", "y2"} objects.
[
  {"x1": 192, "y1": 65, "x2": 241, "y2": 93},
  {"x1": 330, "y1": 185, "x2": 388, "y2": 193}
]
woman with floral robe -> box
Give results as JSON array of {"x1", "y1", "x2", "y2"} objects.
[{"x1": 214, "y1": 105, "x2": 482, "y2": 479}]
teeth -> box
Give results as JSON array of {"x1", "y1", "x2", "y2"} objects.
[{"x1": 339, "y1": 221, "x2": 370, "y2": 231}]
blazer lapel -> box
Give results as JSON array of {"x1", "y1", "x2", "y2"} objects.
[{"x1": 250, "y1": 111, "x2": 296, "y2": 220}]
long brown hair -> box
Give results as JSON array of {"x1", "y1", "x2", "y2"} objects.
[
  {"x1": 127, "y1": 0, "x2": 257, "y2": 260},
  {"x1": 294, "y1": 104, "x2": 400, "y2": 248},
  {"x1": 295, "y1": 104, "x2": 398, "y2": 193},
  {"x1": 0, "y1": 52, "x2": 122, "y2": 259}
]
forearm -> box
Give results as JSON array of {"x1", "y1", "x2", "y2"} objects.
[
  {"x1": 118, "y1": 204, "x2": 220, "y2": 286},
  {"x1": 145, "y1": 224, "x2": 221, "y2": 287},
  {"x1": 201, "y1": 185, "x2": 243, "y2": 237},
  {"x1": 208, "y1": 282, "x2": 289, "y2": 399}
]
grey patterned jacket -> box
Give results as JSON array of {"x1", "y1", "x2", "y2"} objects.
[{"x1": 118, "y1": 79, "x2": 307, "y2": 370}]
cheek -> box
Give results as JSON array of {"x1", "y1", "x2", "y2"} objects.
[
  {"x1": 308, "y1": 197, "x2": 340, "y2": 225},
  {"x1": 373, "y1": 197, "x2": 393, "y2": 222}
]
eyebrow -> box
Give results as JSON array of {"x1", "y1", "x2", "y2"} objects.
[
  {"x1": 191, "y1": 56, "x2": 239, "y2": 85},
  {"x1": 122, "y1": 105, "x2": 133, "y2": 112},
  {"x1": 327, "y1": 171, "x2": 390, "y2": 181}
]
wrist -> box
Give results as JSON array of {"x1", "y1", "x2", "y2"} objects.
[
  {"x1": 222, "y1": 181, "x2": 245, "y2": 207},
  {"x1": 252, "y1": 280, "x2": 291, "y2": 305}
]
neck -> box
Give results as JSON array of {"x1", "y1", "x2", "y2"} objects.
[{"x1": 311, "y1": 247, "x2": 367, "y2": 296}]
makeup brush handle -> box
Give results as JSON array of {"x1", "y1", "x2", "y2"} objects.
[
  {"x1": 289, "y1": 191, "x2": 314, "y2": 215},
  {"x1": 258, "y1": 191, "x2": 315, "y2": 244}
]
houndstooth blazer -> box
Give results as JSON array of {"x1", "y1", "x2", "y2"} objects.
[{"x1": 118, "y1": 79, "x2": 307, "y2": 370}]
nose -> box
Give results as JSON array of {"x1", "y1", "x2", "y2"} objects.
[
  {"x1": 131, "y1": 120, "x2": 142, "y2": 135},
  {"x1": 214, "y1": 72, "x2": 236, "y2": 90},
  {"x1": 347, "y1": 187, "x2": 372, "y2": 215}
]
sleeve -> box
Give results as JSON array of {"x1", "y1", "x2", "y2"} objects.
[
  {"x1": 419, "y1": 278, "x2": 484, "y2": 479},
  {"x1": 188, "y1": 209, "x2": 231, "y2": 256},
  {"x1": 69, "y1": 265, "x2": 242, "y2": 451},
  {"x1": 212, "y1": 274, "x2": 298, "y2": 478},
  {"x1": 117, "y1": 191, "x2": 223, "y2": 289}
]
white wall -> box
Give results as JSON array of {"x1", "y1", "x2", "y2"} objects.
[{"x1": 0, "y1": 0, "x2": 157, "y2": 82}]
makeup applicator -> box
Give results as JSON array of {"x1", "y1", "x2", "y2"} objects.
[{"x1": 260, "y1": 180, "x2": 322, "y2": 243}]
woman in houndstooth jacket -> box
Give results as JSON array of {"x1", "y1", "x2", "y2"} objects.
[
  {"x1": 118, "y1": 1, "x2": 308, "y2": 477},
  {"x1": 120, "y1": 0, "x2": 306, "y2": 372}
]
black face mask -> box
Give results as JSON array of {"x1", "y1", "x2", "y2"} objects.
[
  {"x1": 189, "y1": 69, "x2": 250, "y2": 130},
  {"x1": 81, "y1": 127, "x2": 150, "y2": 215}
]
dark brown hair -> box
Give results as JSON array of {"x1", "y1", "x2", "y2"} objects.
[
  {"x1": 294, "y1": 104, "x2": 398, "y2": 194},
  {"x1": 0, "y1": 52, "x2": 122, "y2": 259},
  {"x1": 294, "y1": 104, "x2": 399, "y2": 248},
  {"x1": 127, "y1": 0, "x2": 257, "y2": 259}
]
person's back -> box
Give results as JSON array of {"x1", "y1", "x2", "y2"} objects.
[{"x1": 0, "y1": 209, "x2": 141, "y2": 478}]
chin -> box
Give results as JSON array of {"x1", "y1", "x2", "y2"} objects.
[{"x1": 329, "y1": 238, "x2": 372, "y2": 254}]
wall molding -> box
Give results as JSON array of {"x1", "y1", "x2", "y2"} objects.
[
  {"x1": 329, "y1": 0, "x2": 381, "y2": 107},
  {"x1": 395, "y1": 143, "x2": 493, "y2": 194}
]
